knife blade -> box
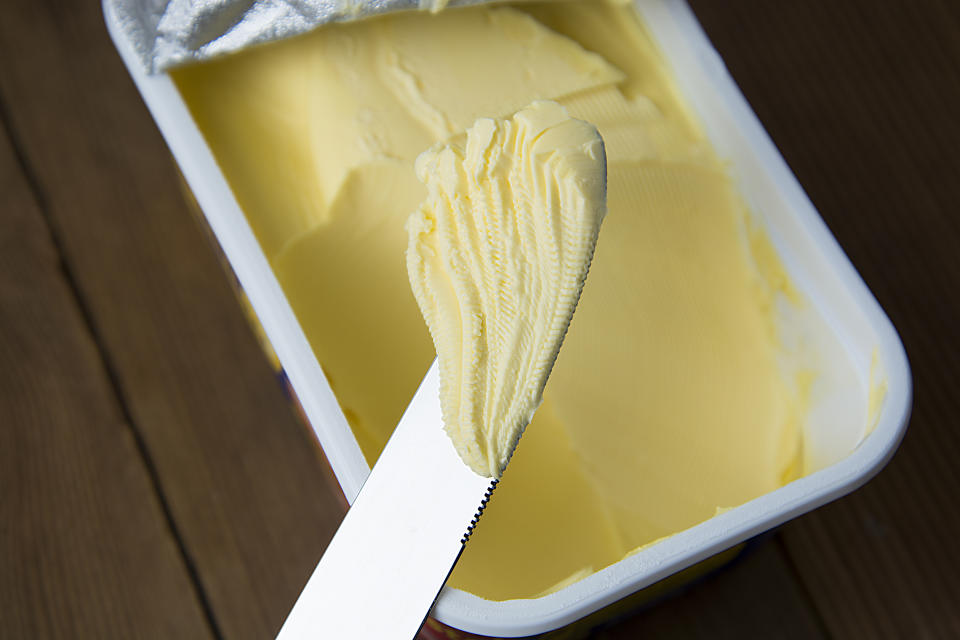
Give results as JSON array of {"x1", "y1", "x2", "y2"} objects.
[{"x1": 276, "y1": 359, "x2": 497, "y2": 639}]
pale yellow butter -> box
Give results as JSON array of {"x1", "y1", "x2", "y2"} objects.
[
  {"x1": 174, "y1": 5, "x2": 621, "y2": 259},
  {"x1": 172, "y1": 0, "x2": 810, "y2": 601},
  {"x1": 406, "y1": 101, "x2": 607, "y2": 478}
]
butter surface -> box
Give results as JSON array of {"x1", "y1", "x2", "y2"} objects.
[
  {"x1": 173, "y1": 0, "x2": 809, "y2": 601},
  {"x1": 407, "y1": 101, "x2": 606, "y2": 478},
  {"x1": 174, "y1": 5, "x2": 620, "y2": 259}
]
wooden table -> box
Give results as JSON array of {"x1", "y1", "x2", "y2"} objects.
[{"x1": 2, "y1": 1, "x2": 958, "y2": 638}]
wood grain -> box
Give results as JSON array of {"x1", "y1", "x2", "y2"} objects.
[
  {"x1": 2, "y1": 0, "x2": 958, "y2": 638},
  {"x1": 597, "y1": 539, "x2": 825, "y2": 640},
  {"x1": 0, "y1": 1, "x2": 345, "y2": 638},
  {"x1": 688, "y1": 1, "x2": 960, "y2": 638},
  {"x1": 0, "y1": 116, "x2": 211, "y2": 638}
]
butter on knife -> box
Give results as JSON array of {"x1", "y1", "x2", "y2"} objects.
[{"x1": 277, "y1": 101, "x2": 606, "y2": 639}]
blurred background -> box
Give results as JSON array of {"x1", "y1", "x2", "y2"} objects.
[{"x1": 1, "y1": 0, "x2": 958, "y2": 638}]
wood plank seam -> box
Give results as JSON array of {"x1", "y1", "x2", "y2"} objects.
[
  {"x1": 0, "y1": 89, "x2": 225, "y2": 640},
  {"x1": 0, "y1": 3, "x2": 347, "y2": 631}
]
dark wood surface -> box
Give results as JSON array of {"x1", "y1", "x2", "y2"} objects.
[{"x1": 1, "y1": 1, "x2": 957, "y2": 638}]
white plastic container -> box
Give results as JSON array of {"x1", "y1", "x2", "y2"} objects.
[{"x1": 105, "y1": 1, "x2": 911, "y2": 636}]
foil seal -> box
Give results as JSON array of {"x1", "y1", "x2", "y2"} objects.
[{"x1": 104, "y1": 0, "x2": 491, "y2": 74}]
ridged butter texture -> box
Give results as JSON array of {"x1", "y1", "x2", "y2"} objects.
[{"x1": 406, "y1": 101, "x2": 607, "y2": 478}]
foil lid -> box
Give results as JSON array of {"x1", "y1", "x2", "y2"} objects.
[{"x1": 104, "y1": 0, "x2": 490, "y2": 74}]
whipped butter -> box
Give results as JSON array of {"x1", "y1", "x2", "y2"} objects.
[
  {"x1": 407, "y1": 101, "x2": 606, "y2": 478},
  {"x1": 173, "y1": 0, "x2": 810, "y2": 601}
]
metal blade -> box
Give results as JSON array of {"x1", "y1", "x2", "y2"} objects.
[{"x1": 276, "y1": 360, "x2": 496, "y2": 639}]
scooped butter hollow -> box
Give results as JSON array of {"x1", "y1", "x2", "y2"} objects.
[{"x1": 406, "y1": 101, "x2": 607, "y2": 478}]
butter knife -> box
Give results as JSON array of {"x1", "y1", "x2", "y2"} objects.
[{"x1": 276, "y1": 360, "x2": 497, "y2": 639}]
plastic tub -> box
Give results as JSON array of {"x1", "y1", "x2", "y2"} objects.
[{"x1": 105, "y1": 0, "x2": 911, "y2": 636}]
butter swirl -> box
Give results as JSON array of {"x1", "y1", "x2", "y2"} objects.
[{"x1": 406, "y1": 101, "x2": 607, "y2": 477}]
